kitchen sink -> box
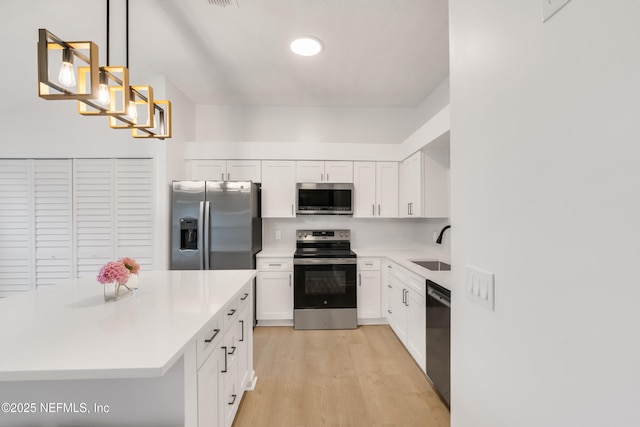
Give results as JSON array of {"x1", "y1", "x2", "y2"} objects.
[{"x1": 411, "y1": 260, "x2": 451, "y2": 271}]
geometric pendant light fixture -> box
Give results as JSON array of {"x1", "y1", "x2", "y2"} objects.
[{"x1": 36, "y1": 1, "x2": 172, "y2": 140}]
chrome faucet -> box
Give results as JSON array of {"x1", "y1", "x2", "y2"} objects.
[{"x1": 436, "y1": 225, "x2": 450, "y2": 244}]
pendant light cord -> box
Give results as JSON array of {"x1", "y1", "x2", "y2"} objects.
[
  {"x1": 106, "y1": 0, "x2": 110, "y2": 66},
  {"x1": 126, "y1": 0, "x2": 129, "y2": 69}
]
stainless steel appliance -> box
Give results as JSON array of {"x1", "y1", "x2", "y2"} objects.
[
  {"x1": 293, "y1": 229, "x2": 357, "y2": 329},
  {"x1": 296, "y1": 183, "x2": 354, "y2": 215},
  {"x1": 170, "y1": 181, "x2": 262, "y2": 270},
  {"x1": 425, "y1": 280, "x2": 451, "y2": 406}
]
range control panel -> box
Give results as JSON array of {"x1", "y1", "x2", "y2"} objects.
[{"x1": 296, "y1": 229, "x2": 350, "y2": 241}]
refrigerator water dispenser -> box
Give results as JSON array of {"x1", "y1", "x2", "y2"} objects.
[{"x1": 180, "y1": 218, "x2": 199, "y2": 250}]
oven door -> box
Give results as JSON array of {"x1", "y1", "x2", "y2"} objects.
[{"x1": 293, "y1": 258, "x2": 357, "y2": 308}]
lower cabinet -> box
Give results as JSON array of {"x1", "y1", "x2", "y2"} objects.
[
  {"x1": 386, "y1": 261, "x2": 427, "y2": 373},
  {"x1": 256, "y1": 257, "x2": 293, "y2": 324},
  {"x1": 196, "y1": 283, "x2": 253, "y2": 427},
  {"x1": 357, "y1": 258, "x2": 382, "y2": 322}
]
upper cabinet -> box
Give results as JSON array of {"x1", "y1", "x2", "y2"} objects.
[
  {"x1": 353, "y1": 162, "x2": 399, "y2": 218},
  {"x1": 399, "y1": 145, "x2": 450, "y2": 219},
  {"x1": 261, "y1": 161, "x2": 296, "y2": 218},
  {"x1": 399, "y1": 152, "x2": 423, "y2": 217},
  {"x1": 190, "y1": 160, "x2": 261, "y2": 183},
  {"x1": 422, "y1": 143, "x2": 450, "y2": 218},
  {"x1": 296, "y1": 161, "x2": 353, "y2": 183}
]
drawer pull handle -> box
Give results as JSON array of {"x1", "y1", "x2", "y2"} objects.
[
  {"x1": 228, "y1": 394, "x2": 237, "y2": 405},
  {"x1": 204, "y1": 328, "x2": 220, "y2": 343},
  {"x1": 221, "y1": 346, "x2": 228, "y2": 373},
  {"x1": 227, "y1": 309, "x2": 236, "y2": 316},
  {"x1": 268, "y1": 263, "x2": 281, "y2": 267},
  {"x1": 228, "y1": 346, "x2": 237, "y2": 355},
  {"x1": 241, "y1": 293, "x2": 249, "y2": 301}
]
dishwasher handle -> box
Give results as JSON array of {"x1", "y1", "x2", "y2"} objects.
[{"x1": 428, "y1": 287, "x2": 451, "y2": 308}]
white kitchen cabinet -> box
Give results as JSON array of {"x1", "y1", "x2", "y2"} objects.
[
  {"x1": 353, "y1": 162, "x2": 398, "y2": 218},
  {"x1": 422, "y1": 145, "x2": 450, "y2": 218},
  {"x1": 261, "y1": 161, "x2": 296, "y2": 218},
  {"x1": 386, "y1": 260, "x2": 427, "y2": 373},
  {"x1": 197, "y1": 281, "x2": 254, "y2": 427},
  {"x1": 357, "y1": 258, "x2": 382, "y2": 322},
  {"x1": 399, "y1": 151, "x2": 423, "y2": 218},
  {"x1": 256, "y1": 257, "x2": 293, "y2": 323},
  {"x1": 190, "y1": 160, "x2": 262, "y2": 183},
  {"x1": 296, "y1": 160, "x2": 353, "y2": 183}
]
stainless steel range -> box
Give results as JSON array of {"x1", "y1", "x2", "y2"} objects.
[{"x1": 293, "y1": 229, "x2": 357, "y2": 330}]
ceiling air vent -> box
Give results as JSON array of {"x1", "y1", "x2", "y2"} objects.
[{"x1": 208, "y1": 0, "x2": 238, "y2": 6}]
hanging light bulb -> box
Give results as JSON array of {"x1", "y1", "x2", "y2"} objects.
[
  {"x1": 97, "y1": 68, "x2": 111, "y2": 106},
  {"x1": 58, "y1": 47, "x2": 76, "y2": 88},
  {"x1": 127, "y1": 90, "x2": 138, "y2": 121}
]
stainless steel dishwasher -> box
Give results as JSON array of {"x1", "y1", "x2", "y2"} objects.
[{"x1": 426, "y1": 280, "x2": 451, "y2": 406}]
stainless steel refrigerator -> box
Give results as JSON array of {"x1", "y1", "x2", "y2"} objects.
[{"x1": 170, "y1": 181, "x2": 262, "y2": 270}]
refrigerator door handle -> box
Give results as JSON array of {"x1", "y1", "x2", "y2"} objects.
[
  {"x1": 198, "y1": 201, "x2": 205, "y2": 270},
  {"x1": 203, "y1": 201, "x2": 211, "y2": 270}
]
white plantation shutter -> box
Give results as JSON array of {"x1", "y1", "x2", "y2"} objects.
[
  {"x1": 33, "y1": 160, "x2": 73, "y2": 287},
  {"x1": 0, "y1": 160, "x2": 32, "y2": 293},
  {"x1": 74, "y1": 159, "x2": 115, "y2": 277},
  {"x1": 115, "y1": 159, "x2": 154, "y2": 270}
]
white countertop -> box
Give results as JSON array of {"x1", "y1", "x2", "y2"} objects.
[
  {"x1": 258, "y1": 247, "x2": 451, "y2": 291},
  {"x1": 0, "y1": 270, "x2": 257, "y2": 382}
]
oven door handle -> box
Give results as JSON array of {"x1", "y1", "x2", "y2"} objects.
[{"x1": 294, "y1": 258, "x2": 357, "y2": 265}]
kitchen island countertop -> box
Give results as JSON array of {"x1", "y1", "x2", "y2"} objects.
[{"x1": 0, "y1": 269, "x2": 257, "y2": 382}]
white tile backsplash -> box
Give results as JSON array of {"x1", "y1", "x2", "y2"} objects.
[{"x1": 262, "y1": 216, "x2": 451, "y2": 257}]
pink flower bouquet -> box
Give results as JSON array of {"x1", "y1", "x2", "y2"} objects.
[
  {"x1": 97, "y1": 261, "x2": 130, "y2": 285},
  {"x1": 120, "y1": 257, "x2": 140, "y2": 275}
]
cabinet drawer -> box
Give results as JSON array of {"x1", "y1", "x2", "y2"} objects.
[
  {"x1": 196, "y1": 313, "x2": 223, "y2": 369},
  {"x1": 358, "y1": 258, "x2": 381, "y2": 270},
  {"x1": 237, "y1": 284, "x2": 251, "y2": 312},
  {"x1": 222, "y1": 299, "x2": 240, "y2": 332},
  {"x1": 258, "y1": 258, "x2": 292, "y2": 271}
]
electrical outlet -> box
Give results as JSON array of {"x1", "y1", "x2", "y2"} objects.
[
  {"x1": 432, "y1": 232, "x2": 439, "y2": 243},
  {"x1": 275, "y1": 230, "x2": 282, "y2": 240},
  {"x1": 542, "y1": 0, "x2": 571, "y2": 22},
  {"x1": 466, "y1": 266, "x2": 495, "y2": 311}
]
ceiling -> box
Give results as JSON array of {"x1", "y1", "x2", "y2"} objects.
[{"x1": 130, "y1": 0, "x2": 450, "y2": 108}]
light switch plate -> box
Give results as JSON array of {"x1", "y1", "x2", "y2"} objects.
[
  {"x1": 466, "y1": 266, "x2": 495, "y2": 311},
  {"x1": 543, "y1": 0, "x2": 572, "y2": 22}
]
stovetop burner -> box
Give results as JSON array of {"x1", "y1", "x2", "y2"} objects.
[{"x1": 294, "y1": 229, "x2": 356, "y2": 259}]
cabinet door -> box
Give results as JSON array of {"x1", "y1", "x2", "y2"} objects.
[
  {"x1": 226, "y1": 160, "x2": 261, "y2": 183},
  {"x1": 407, "y1": 289, "x2": 427, "y2": 372},
  {"x1": 357, "y1": 270, "x2": 381, "y2": 319},
  {"x1": 261, "y1": 161, "x2": 296, "y2": 218},
  {"x1": 389, "y1": 275, "x2": 409, "y2": 343},
  {"x1": 296, "y1": 161, "x2": 324, "y2": 183},
  {"x1": 353, "y1": 162, "x2": 376, "y2": 218},
  {"x1": 33, "y1": 160, "x2": 73, "y2": 287},
  {"x1": 399, "y1": 152, "x2": 422, "y2": 217},
  {"x1": 198, "y1": 345, "x2": 222, "y2": 427},
  {"x1": 376, "y1": 162, "x2": 399, "y2": 218},
  {"x1": 0, "y1": 160, "x2": 32, "y2": 294},
  {"x1": 422, "y1": 149, "x2": 449, "y2": 218},
  {"x1": 191, "y1": 160, "x2": 227, "y2": 181},
  {"x1": 324, "y1": 161, "x2": 353, "y2": 183},
  {"x1": 256, "y1": 271, "x2": 293, "y2": 320},
  {"x1": 236, "y1": 303, "x2": 250, "y2": 391}
]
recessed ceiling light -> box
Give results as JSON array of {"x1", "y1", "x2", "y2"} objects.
[{"x1": 290, "y1": 36, "x2": 323, "y2": 56}]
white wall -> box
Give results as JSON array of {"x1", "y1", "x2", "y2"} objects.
[
  {"x1": 0, "y1": 0, "x2": 196, "y2": 271},
  {"x1": 449, "y1": 1, "x2": 640, "y2": 426}
]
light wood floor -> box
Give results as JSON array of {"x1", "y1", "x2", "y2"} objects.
[{"x1": 232, "y1": 325, "x2": 450, "y2": 427}]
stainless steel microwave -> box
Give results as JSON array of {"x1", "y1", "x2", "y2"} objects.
[{"x1": 296, "y1": 183, "x2": 354, "y2": 215}]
